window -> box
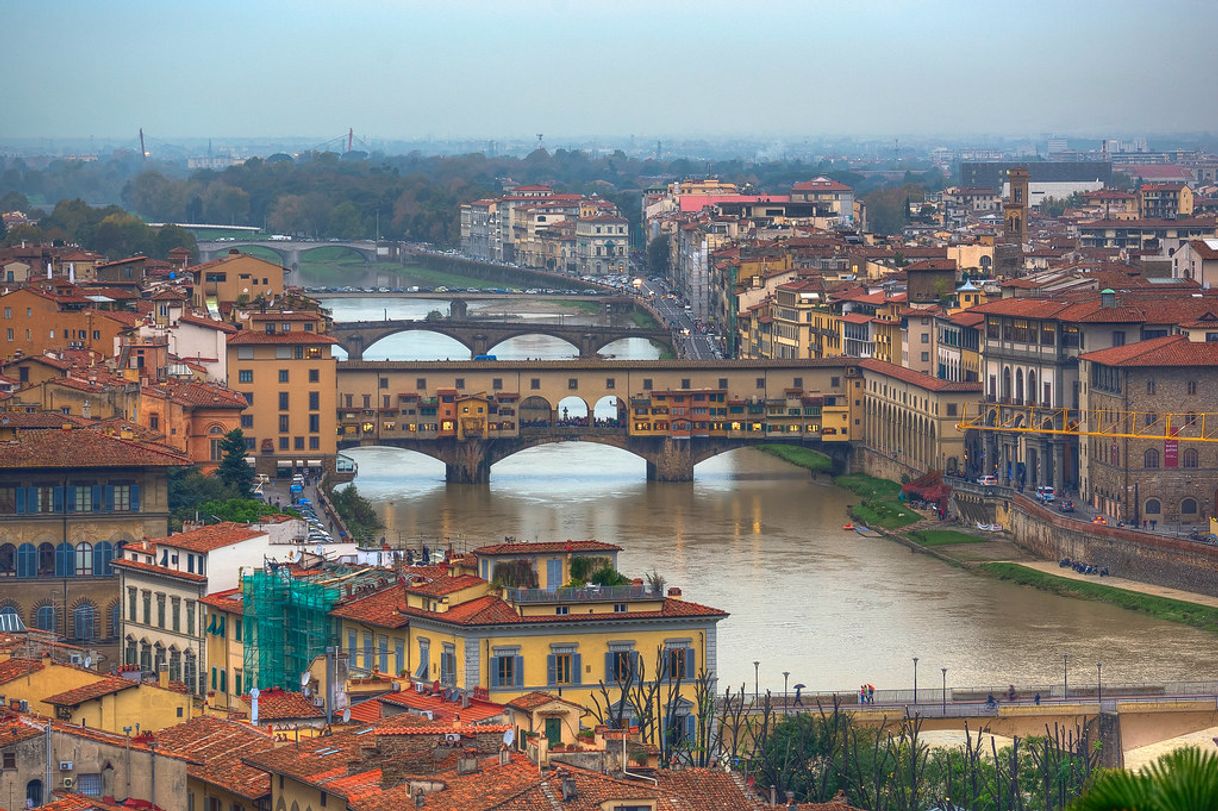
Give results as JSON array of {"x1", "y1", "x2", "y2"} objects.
[
  {"x1": 1146, "y1": 378, "x2": 1156, "y2": 395},
  {"x1": 2, "y1": 751, "x2": 14, "y2": 769},
  {"x1": 1112, "y1": 331, "x2": 1126, "y2": 347},
  {"x1": 73, "y1": 602, "x2": 97, "y2": 641},
  {"x1": 238, "y1": 370, "x2": 253, "y2": 384},
  {"x1": 492, "y1": 652, "x2": 523, "y2": 688},
  {"x1": 416, "y1": 377, "x2": 427, "y2": 390},
  {"x1": 568, "y1": 378, "x2": 578, "y2": 390},
  {"x1": 156, "y1": 593, "x2": 166, "y2": 628},
  {"x1": 171, "y1": 597, "x2": 181, "y2": 632},
  {"x1": 379, "y1": 377, "x2": 389, "y2": 389},
  {"x1": 240, "y1": 414, "x2": 254, "y2": 428},
  {"x1": 1182, "y1": 498, "x2": 1199, "y2": 515},
  {"x1": 279, "y1": 437, "x2": 289, "y2": 450},
  {"x1": 1145, "y1": 498, "x2": 1162, "y2": 515},
  {"x1": 236, "y1": 346, "x2": 254, "y2": 360},
  {"x1": 756, "y1": 377, "x2": 765, "y2": 390},
  {"x1": 309, "y1": 436, "x2": 320, "y2": 449},
  {"x1": 309, "y1": 414, "x2": 320, "y2": 432},
  {"x1": 34, "y1": 604, "x2": 56, "y2": 633},
  {"x1": 308, "y1": 391, "x2": 320, "y2": 410},
  {"x1": 608, "y1": 650, "x2": 635, "y2": 682},
  {"x1": 549, "y1": 651, "x2": 576, "y2": 685},
  {"x1": 279, "y1": 415, "x2": 290, "y2": 432},
  {"x1": 456, "y1": 378, "x2": 465, "y2": 389},
  {"x1": 128, "y1": 587, "x2": 137, "y2": 621},
  {"x1": 415, "y1": 639, "x2": 430, "y2": 678},
  {"x1": 531, "y1": 378, "x2": 541, "y2": 390},
  {"x1": 719, "y1": 377, "x2": 728, "y2": 389},
  {"x1": 185, "y1": 600, "x2": 195, "y2": 635},
  {"x1": 440, "y1": 644, "x2": 456, "y2": 686},
  {"x1": 666, "y1": 647, "x2": 694, "y2": 680},
  {"x1": 278, "y1": 392, "x2": 289, "y2": 410},
  {"x1": 75, "y1": 542, "x2": 93, "y2": 576},
  {"x1": 1144, "y1": 448, "x2": 1160, "y2": 469},
  {"x1": 278, "y1": 369, "x2": 289, "y2": 383},
  {"x1": 112, "y1": 483, "x2": 133, "y2": 511},
  {"x1": 642, "y1": 378, "x2": 652, "y2": 391}
]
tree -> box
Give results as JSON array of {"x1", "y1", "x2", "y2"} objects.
[
  {"x1": 330, "y1": 484, "x2": 382, "y2": 542},
  {"x1": 1073, "y1": 748, "x2": 1218, "y2": 811},
  {"x1": 327, "y1": 201, "x2": 364, "y2": 238},
  {"x1": 202, "y1": 182, "x2": 250, "y2": 225},
  {"x1": 647, "y1": 235, "x2": 670, "y2": 278},
  {"x1": 216, "y1": 429, "x2": 254, "y2": 497},
  {"x1": 91, "y1": 212, "x2": 155, "y2": 258},
  {"x1": 153, "y1": 224, "x2": 197, "y2": 261}
]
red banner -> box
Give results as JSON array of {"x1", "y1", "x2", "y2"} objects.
[{"x1": 1165, "y1": 426, "x2": 1179, "y2": 468}]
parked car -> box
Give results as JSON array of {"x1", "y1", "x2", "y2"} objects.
[
  {"x1": 977, "y1": 475, "x2": 999, "y2": 486},
  {"x1": 1057, "y1": 500, "x2": 1075, "y2": 513},
  {"x1": 1035, "y1": 485, "x2": 1056, "y2": 503}
]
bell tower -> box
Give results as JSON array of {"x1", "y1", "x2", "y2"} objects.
[{"x1": 1004, "y1": 167, "x2": 1029, "y2": 243}]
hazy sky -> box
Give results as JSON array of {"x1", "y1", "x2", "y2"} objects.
[{"x1": 5, "y1": 0, "x2": 1216, "y2": 140}]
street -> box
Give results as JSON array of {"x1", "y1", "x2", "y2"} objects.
[{"x1": 637, "y1": 278, "x2": 722, "y2": 360}]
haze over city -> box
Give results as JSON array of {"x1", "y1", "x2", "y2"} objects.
[{"x1": 5, "y1": 0, "x2": 1218, "y2": 141}]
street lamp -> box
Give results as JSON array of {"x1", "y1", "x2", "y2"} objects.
[
  {"x1": 754, "y1": 661, "x2": 760, "y2": 702},
  {"x1": 912, "y1": 657, "x2": 919, "y2": 705},
  {"x1": 941, "y1": 667, "x2": 948, "y2": 715},
  {"x1": 1063, "y1": 653, "x2": 1069, "y2": 700},
  {"x1": 1097, "y1": 661, "x2": 1103, "y2": 706},
  {"x1": 783, "y1": 671, "x2": 790, "y2": 710}
]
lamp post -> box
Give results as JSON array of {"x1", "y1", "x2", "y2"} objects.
[
  {"x1": 912, "y1": 657, "x2": 919, "y2": 705},
  {"x1": 1097, "y1": 661, "x2": 1103, "y2": 706},
  {"x1": 1063, "y1": 653, "x2": 1069, "y2": 700},
  {"x1": 941, "y1": 667, "x2": 948, "y2": 715},
  {"x1": 783, "y1": 671, "x2": 790, "y2": 710},
  {"x1": 754, "y1": 661, "x2": 760, "y2": 702}
]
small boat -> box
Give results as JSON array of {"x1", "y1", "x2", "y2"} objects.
[{"x1": 842, "y1": 523, "x2": 855, "y2": 531}]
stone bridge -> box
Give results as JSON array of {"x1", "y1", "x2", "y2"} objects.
[
  {"x1": 338, "y1": 428, "x2": 853, "y2": 483},
  {"x1": 331, "y1": 319, "x2": 673, "y2": 360},
  {"x1": 196, "y1": 239, "x2": 378, "y2": 267}
]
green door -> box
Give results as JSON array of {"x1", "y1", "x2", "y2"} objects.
[{"x1": 545, "y1": 716, "x2": 562, "y2": 748}]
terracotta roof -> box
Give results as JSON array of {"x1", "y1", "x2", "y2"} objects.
[
  {"x1": 859, "y1": 358, "x2": 983, "y2": 393},
  {"x1": 152, "y1": 716, "x2": 276, "y2": 800},
  {"x1": 227, "y1": 330, "x2": 338, "y2": 346},
  {"x1": 44, "y1": 676, "x2": 136, "y2": 706},
  {"x1": 0, "y1": 429, "x2": 189, "y2": 469},
  {"x1": 177, "y1": 312, "x2": 239, "y2": 333},
  {"x1": 111, "y1": 557, "x2": 209, "y2": 583},
  {"x1": 397, "y1": 594, "x2": 725, "y2": 628},
  {"x1": 656, "y1": 768, "x2": 768, "y2": 810},
  {"x1": 1079, "y1": 334, "x2": 1218, "y2": 367},
  {"x1": 792, "y1": 177, "x2": 853, "y2": 193},
  {"x1": 329, "y1": 587, "x2": 409, "y2": 629},
  {"x1": 0, "y1": 713, "x2": 46, "y2": 744},
  {"x1": 147, "y1": 380, "x2": 248, "y2": 409},
  {"x1": 199, "y1": 587, "x2": 245, "y2": 614},
  {"x1": 0, "y1": 411, "x2": 89, "y2": 429},
  {"x1": 1186, "y1": 239, "x2": 1218, "y2": 260},
  {"x1": 379, "y1": 689, "x2": 506, "y2": 723},
  {"x1": 473, "y1": 540, "x2": 622, "y2": 556},
  {"x1": 347, "y1": 698, "x2": 386, "y2": 723},
  {"x1": 149, "y1": 522, "x2": 263, "y2": 553},
  {"x1": 503, "y1": 691, "x2": 583, "y2": 713},
  {"x1": 404, "y1": 574, "x2": 486, "y2": 597},
  {"x1": 240, "y1": 688, "x2": 323, "y2": 721}
]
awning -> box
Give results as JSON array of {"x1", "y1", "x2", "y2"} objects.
[
  {"x1": 276, "y1": 461, "x2": 292, "y2": 469},
  {"x1": 295, "y1": 460, "x2": 305, "y2": 466},
  {"x1": 306, "y1": 459, "x2": 323, "y2": 466},
  {"x1": 244, "y1": 457, "x2": 257, "y2": 466}
]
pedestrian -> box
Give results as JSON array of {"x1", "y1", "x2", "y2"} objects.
[
  {"x1": 1034, "y1": 692, "x2": 1041, "y2": 706},
  {"x1": 860, "y1": 685, "x2": 867, "y2": 705},
  {"x1": 868, "y1": 684, "x2": 875, "y2": 704},
  {"x1": 1151, "y1": 519, "x2": 1157, "y2": 531}
]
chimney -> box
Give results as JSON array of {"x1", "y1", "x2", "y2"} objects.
[
  {"x1": 560, "y1": 771, "x2": 577, "y2": 801},
  {"x1": 456, "y1": 748, "x2": 480, "y2": 776},
  {"x1": 414, "y1": 787, "x2": 425, "y2": 807},
  {"x1": 498, "y1": 748, "x2": 510, "y2": 766},
  {"x1": 667, "y1": 587, "x2": 682, "y2": 598},
  {"x1": 1100, "y1": 288, "x2": 1117, "y2": 308},
  {"x1": 158, "y1": 663, "x2": 169, "y2": 689},
  {"x1": 786, "y1": 789, "x2": 797, "y2": 810}
]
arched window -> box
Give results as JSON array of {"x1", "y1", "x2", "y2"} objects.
[
  {"x1": 25, "y1": 780, "x2": 42, "y2": 808},
  {"x1": 0, "y1": 605, "x2": 19, "y2": 623},
  {"x1": 139, "y1": 641, "x2": 151, "y2": 672},
  {"x1": 1181, "y1": 498, "x2": 1199, "y2": 515},
  {"x1": 75, "y1": 542, "x2": 93, "y2": 576},
  {"x1": 125, "y1": 637, "x2": 137, "y2": 666},
  {"x1": 184, "y1": 649, "x2": 197, "y2": 694},
  {"x1": 94, "y1": 541, "x2": 115, "y2": 577},
  {"x1": 0, "y1": 544, "x2": 14, "y2": 577},
  {"x1": 36, "y1": 543, "x2": 54, "y2": 576},
  {"x1": 1001, "y1": 367, "x2": 1011, "y2": 401},
  {"x1": 1015, "y1": 368, "x2": 1024, "y2": 404},
  {"x1": 73, "y1": 602, "x2": 97, "y2": 641},
  {"x1": 169, "y1": 647, "x2": 182, "y2": 683},
  {"x1": 1144, "y1": 448, "x2": 1160, "y2": 469},
  {"x1": 154, "y1": 643, "x2": 166, "y2": 674},
  {"x1": 109, "y1": 601, "x2": 121, "y2": 638},
  {"x1": 54, "y1": 542, "x2": 74, "y2": 577},
  {"x1": 1145, "y1": 498, "x2": 1162, "y2": 515},
  {"x1": 1183, "y1": 448, "x2": 1199, "y2": 469},
  {"x1": 34, "y1": 604, "x2": 56, "y2": 633},
  {"x1": 16, "y1": 544, "x2": 36, "y2": 578}
]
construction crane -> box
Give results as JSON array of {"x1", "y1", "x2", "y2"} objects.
[
  {"x1": 347, "y1": 128, "x2": 354, "y2": 154},
  {"x1": 957, "y1": 404, "x2": 1218, "y2": 443},
  {"x1": 139, "y1": 128, "x2": 146, "y2": 160}
]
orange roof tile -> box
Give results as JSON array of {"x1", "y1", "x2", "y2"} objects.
[
  {"x1": 152, "y1": 716, "x2": 275, "y2": 800},
  {"x1": 404, "y1": 574, "x2": 485, "y2": 597},
  {"x1": 0, "y1": 429, "x2": 189, "y2": 469},
  {"x1": 148, "y1": 522, "x2": 263, "y2": 553},
  {"x1": 240, "y1": 688, "x2": 323, "y2": 721},
  {"x1": 329, "y1": 587, "x2": 408, "y2": 629},
  {"x1": 44, "y1": 676, "x2": 136, "y2": 706}
]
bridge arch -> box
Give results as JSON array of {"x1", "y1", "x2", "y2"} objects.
[
  {"x1": 360, "y1": 330, "x2": 474, "y2": 361},
  {"x1": 556, "y1": 395, "x2": 590, "y2": 426},
  {"x1": 519, "y1": 396, "x2": 554, "y2": 429},
  {"x1": 486, "y1": 332, "x2": 581, "y2": 359}
]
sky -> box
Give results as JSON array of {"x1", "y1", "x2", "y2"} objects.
[{"x1": 4, "y1": 0, "x2": 1217, "y2": 141}]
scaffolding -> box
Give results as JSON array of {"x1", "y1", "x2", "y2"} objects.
[
  {"x1": 242, "y1": 566, "x2": 342, "y2": 691},
  {"x1": 957, "y1": 404, "x2": 1218, "y2": 442}
]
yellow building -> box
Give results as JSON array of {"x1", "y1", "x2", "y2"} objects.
[
  {"x1": 226, "y1": 309, "x2": 338, "y2": 475},
  {"x1": 189, "y1": 250, "x2": 286, "y2": 311},
  {"x1": 323, "y1": 542, "x2": 727, "y2": 740}
]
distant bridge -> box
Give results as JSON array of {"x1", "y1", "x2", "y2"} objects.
[
  {"x1": 196, "y1": 239, "x2": 379, "y2": 266},
  {"x1": 335, "y1": 358, "x2": 859, "y2": 482},
  {"x1": 330, "y1": 318, "x2": 673, "y2": 360}
]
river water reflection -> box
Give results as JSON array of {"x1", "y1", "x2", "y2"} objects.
[{"x1": 329, "y1": 295, "x2": 1218, "y2": 692}]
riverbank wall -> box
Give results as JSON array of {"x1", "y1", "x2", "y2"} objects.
[
  {"x1": 856, "y1": 446, "x2": 921, "y2": 482},
  {"x1": 1008, "y1": 494, "x2": 1218, "y2": 598}
]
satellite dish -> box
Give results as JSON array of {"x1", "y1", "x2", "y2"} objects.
[
  {"x1": 83, "y1": 656, "x2": 93, "y2": 669},
  {"x1": 342, "y1": 708, "x2": 351, "y2": 724},
  {"x1": 301, "y1": 671, "x2": 311, "y2": 687},
  {"x1": 502, "y1": 728, "x2": 515, "y2": 747}
]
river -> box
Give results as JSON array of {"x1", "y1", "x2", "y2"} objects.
[{"x1": 325, "y1": 296, "x2": 1218, "y2": 693}]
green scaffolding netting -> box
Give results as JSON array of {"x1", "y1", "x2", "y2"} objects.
[{"x1": 242, "y1": 566, "x2": 341, "y2": 691}]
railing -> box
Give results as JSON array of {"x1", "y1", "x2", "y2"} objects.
[{"x1": 508, "y1": 584, "x2": 659, "y2": 604}]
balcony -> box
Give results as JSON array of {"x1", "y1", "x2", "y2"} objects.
[{"x1": 508, "y1": 584, "x2": 660, "y2": 604}]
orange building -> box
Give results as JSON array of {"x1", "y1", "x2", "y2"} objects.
[
  {"x1": 189, "y1": 251, "x2": 286, "y2": 312},
  {"x1": 0, "y1": 287, "x2": 134, "y2": 358},
  {"x1": 138, "y1": 379, "x2": 248, "y2": 471},
  {"x1": 225, "y1": 309, "x2": 338, "y2": 475}
]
